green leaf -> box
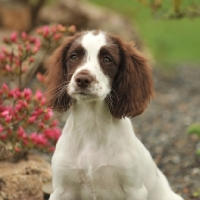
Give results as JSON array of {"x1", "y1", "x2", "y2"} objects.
[
  {"x1": 196, "y1": 149, "x2": 200, "y2": 156},
  {"x1": 187, "y1": 124, "x2": 200, "y2": 137}
]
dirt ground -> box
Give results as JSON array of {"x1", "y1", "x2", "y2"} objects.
[{"x1": 132, "y1": 64, "x2": 200, "y2": 200}]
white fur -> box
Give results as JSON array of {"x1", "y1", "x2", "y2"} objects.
[
  {"x1": 68, "y1": 32, "x2": 110, "y2": 101},
  {"x1": 49, "y1": 31, "x2": 184, "y2": 200}
]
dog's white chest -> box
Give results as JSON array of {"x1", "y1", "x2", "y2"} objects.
[
  {"x1": 53, "y1": 134, "x2": 134, "y2": 200},
  {"x1": 61, "y1": 162, "x2": 128, "y2": 200}
]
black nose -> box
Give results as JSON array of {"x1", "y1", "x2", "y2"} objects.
[{"x1": 75, "y1": 74, "x2": 93, "y2": 88}]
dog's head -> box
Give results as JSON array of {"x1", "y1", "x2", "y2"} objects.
[{"x1": 45, "y1": 30, "x2": 154, "y2": 118}]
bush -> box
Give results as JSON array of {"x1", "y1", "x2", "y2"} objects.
[{"x1": 0, "y1": 24, "x2": 76, "y2": 160}]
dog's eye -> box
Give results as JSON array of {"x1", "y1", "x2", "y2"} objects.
[
  {"x1": 103, "y1": 56, "x2": 112, "y2": 63},
  {"x1": 70, "y1": 54, "x2": 78, "y2": 62}
]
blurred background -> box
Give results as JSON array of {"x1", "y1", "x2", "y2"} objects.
[{"x1": 0, "y1": 0, "x2": 200, "y2": 200}]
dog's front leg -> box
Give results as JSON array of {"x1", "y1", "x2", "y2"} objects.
[{"x1": 49, "y1": 186, "x2": 80, "y2": 200}]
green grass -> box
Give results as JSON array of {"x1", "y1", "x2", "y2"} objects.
[{"x1": 88, "y1": 0, "x2": 200, "y2": 64}]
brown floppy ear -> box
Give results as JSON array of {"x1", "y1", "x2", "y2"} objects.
[
  {"x1": 45, "y1": 36, "x2": 76, "y2": 112},
  {"x1": 109, "y1": 38, "x2": 154, "y2": 118}
]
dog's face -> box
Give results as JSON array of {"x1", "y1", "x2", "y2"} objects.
[
  {"x1": 67, "y1": 31, "x2": 120, "y2": 101},
  {"x1": 45, "y1": 30, "x2": 154, "y2": 118}
]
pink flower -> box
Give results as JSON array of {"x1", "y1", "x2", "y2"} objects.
[
  {"x1": 41, "y1": 97, "x2": 46, "y2": 106},
  {"x1": 43, "y1": 26, "x2": 50, "y2": 37},
  {"x1": 44, "y1": 109, "x2": 53, "y2": 120},
  {"x1": 58, "y1": 24, "x2": 66, "y2": 32},
  {"x1": 28, "y1": 36, "x2": 36, "y2": 43},
  {"x1": 1, "y1": 110, "x2": 9, "y2": 117},
  {"x1": 17, "y1": 126, "x2": 26, "y2": 138},
  {"x1": 30, "y1": 132, "x2": 48, "y2": 146},
  {"x1": 1, "y1": 47, "x2": 8, "y2": 54},
  {"x1": 21, "y1": 31, "x2": 28, "y2": 40},
  {"x1": 5, "y1": 115, "x2": 12, "y2": 123},
  {"x1": 51, "y1": 120, "x2": 58, "y2": 127},
  {"x1": 9, "y1": 88, "x2": 21, "y2": 98},
  {"x1": 36, "y1": 28, "x2": 43, "y2": 34},
  {"x1": 2, "y1": 83, "x2": 8, "y2": 91},
  {"x1": 32, "y1": 108, "x2": 43, "y2": 116},
  {"x1": 0, "y1": 125, "x2": 3, "y2": 132},
  {"x1": 23, "y1": 88, "x2": 32, "y2": 101},
  {"x1": 29, "y1": 57, "x2": 34, "y2": 63},
  {"x1": 10, "y1": 32, "x2": 18, "y2": 42},
  {"x1": 28, "y1": 116, "x2": 36, "y2": 123},
  {"x1": 32, "y1": 46, "x2": 39, "y2": 53},
  {"x1": 14, "y1": 147, "x2": 20, "y2": 152},
  {"x1": 15, "y1": 102, "x2": 23, "y2": 111},
  {"x1": 18, "y1": 44, "x2": 23, "y2": 51},
  {"x1": 36, "y1": 72, "x2": 45, "y2": 83},
  {"x1": 39, "y1": 122, "x2": 45, "y2": 129},
  {"x1": 34, "y1": 38, "x2": 41, "y2": 47},
  {"x1": 0, "y1": 52, "x2": 6, "y2": 62},
  {"x1": 3, "y1": 37, "x2": 9, "y2": 44},
  {"x1": 15, "y1": 100, "x2": 28, "y2": 110},
  {"x1": 23, "y1": 139, "x2": 29, "y2": 146},
  {"x1": 26, "y1": 44, "x2": 31, "y2": 51},
  {"x1": 51, "y1": 26, "x2": 58, "y2": 34},
  {"x1": 53, "y1": 33, "x2": 62, "y2": 41},
  {"x1": 44, "y1": 128, "x2": 61, "y2": 140},
  {"x1": 49, "y1": 146, "x2": 55, "y2": 152},
  {"x1": 35, "y1": 90, "x2": 43, "y2": 101},
  {"x1": 22, "y1": 66, "x2": 27, "y2": 72},
  {"x1": 68, "y1": 25, "x2": 76, "y2": 33},
  {"x1": 0, "y1": 134, "x2": 7, "y2": 140},
  {"x1": 5, "y1": 65, "x2": 12, "y2": 72}
]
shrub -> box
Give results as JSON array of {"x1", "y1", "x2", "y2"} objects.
[{"x1": 0, "y1": 24, "x2": 76, "y2": 160}]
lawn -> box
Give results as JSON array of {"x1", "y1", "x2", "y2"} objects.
[{"x1": 88, "y1": 0, "x2": 200, "y2": 64}]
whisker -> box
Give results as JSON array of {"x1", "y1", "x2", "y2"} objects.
[
  {"x1": 57, "y1": 84, "x2": 69, "y2": 106},
  {"x1": 111, "y1": 89, "x2": 119, "y2": 101},
  {"x1": 45, "y1": 81, "x2": 69, "y2": 95},
  {"x1": 47, "y1": 83, "x2": 68, "y2": 104}
]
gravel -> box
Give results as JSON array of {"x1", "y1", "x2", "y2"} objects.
[{"x1": 132, "y1": 64, "x2": 200, "y2": 200}]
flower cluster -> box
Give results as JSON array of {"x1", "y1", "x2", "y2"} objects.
[
  {"x1": 1, "y1": 32, "x2": 41, "y2": 78},
  {"x1": 36, "y1": 24, "x2": 76, "y2": 52},
  {"x1": 0, "y1": 24, "x2": 76, "y2": 86},
  {"x1": 0, "y1": 84, "x2": 60, "y2": 153},
  {"x1": 36, "y1": 24, "x2": 76, "y2": 40},
  {"x1": 0, "y1": 25, "x2": 76, "y2": 158}
]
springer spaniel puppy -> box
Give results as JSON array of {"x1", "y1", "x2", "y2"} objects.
[{"x1": 45, "y1": 30, "x2": 183, "y2": 200}]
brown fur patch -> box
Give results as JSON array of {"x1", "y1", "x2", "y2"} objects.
[
  {"x1": 45, "y1": 33, "x2": 84, "y2": 112},
  {"x1": 107, "y1": 34, "x2": 154, "y2": 118}
]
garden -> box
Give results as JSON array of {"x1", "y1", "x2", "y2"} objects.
[{"x1": 0, "y1": 0, "x2": 200, "y2": 200}]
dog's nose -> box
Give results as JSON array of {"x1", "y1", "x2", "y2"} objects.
[{"x1": 75, "y1": 74, "x2": 93, "y2": 88}]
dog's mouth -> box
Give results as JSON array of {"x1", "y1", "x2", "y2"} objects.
[{"x1": 71, "y1": 90, "x2": 98, "y2": 100}]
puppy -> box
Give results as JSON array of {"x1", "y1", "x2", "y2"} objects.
[{"x1": 46, "y1": 30, "x2": 184, "y2": 200}]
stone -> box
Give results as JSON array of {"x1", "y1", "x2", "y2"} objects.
[
  {"x1": 38, "y1": 0, "x2": 144, "y2": 50},
  {"x1": 0, "y1": 154, "x2": 52, "y2": 200},
  {"x1": 0, "y1": 1, "x2": 31, "y2": 31}
]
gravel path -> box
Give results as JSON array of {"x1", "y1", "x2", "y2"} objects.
[{"x1": 132, "y1": 65, "x2": 200, "y2": 200}]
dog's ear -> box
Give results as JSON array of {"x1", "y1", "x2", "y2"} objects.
[
  {"x1": 45, "y1": 36, "x2": 76, "y2": 112},
  {"x1": 109, "y1": 37, "x2": 154, "y2": 118}
]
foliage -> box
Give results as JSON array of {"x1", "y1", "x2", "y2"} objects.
[
  {"x1": 89, "y1": 0, "x2": 200, "y2": 64},
  {"x1": 187, "y1": 123, "x2": 200, "y2": 156},
  {"x1": 137, "y1": 0, "x2": 200, "y2": 19},
  {"x1": 0, "y1": 24, "x2": 76, "y2": 160},
  {"x1": 187, "y1": 124, "x2": 200, "y2": 137}
]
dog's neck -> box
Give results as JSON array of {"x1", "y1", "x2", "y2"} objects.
[
  {"x1": 71, "y1": 100, "x2": 113, "y2": 124},
  {"x1": 68, "y1": 100, "x2": 117, "y2": 142}
]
